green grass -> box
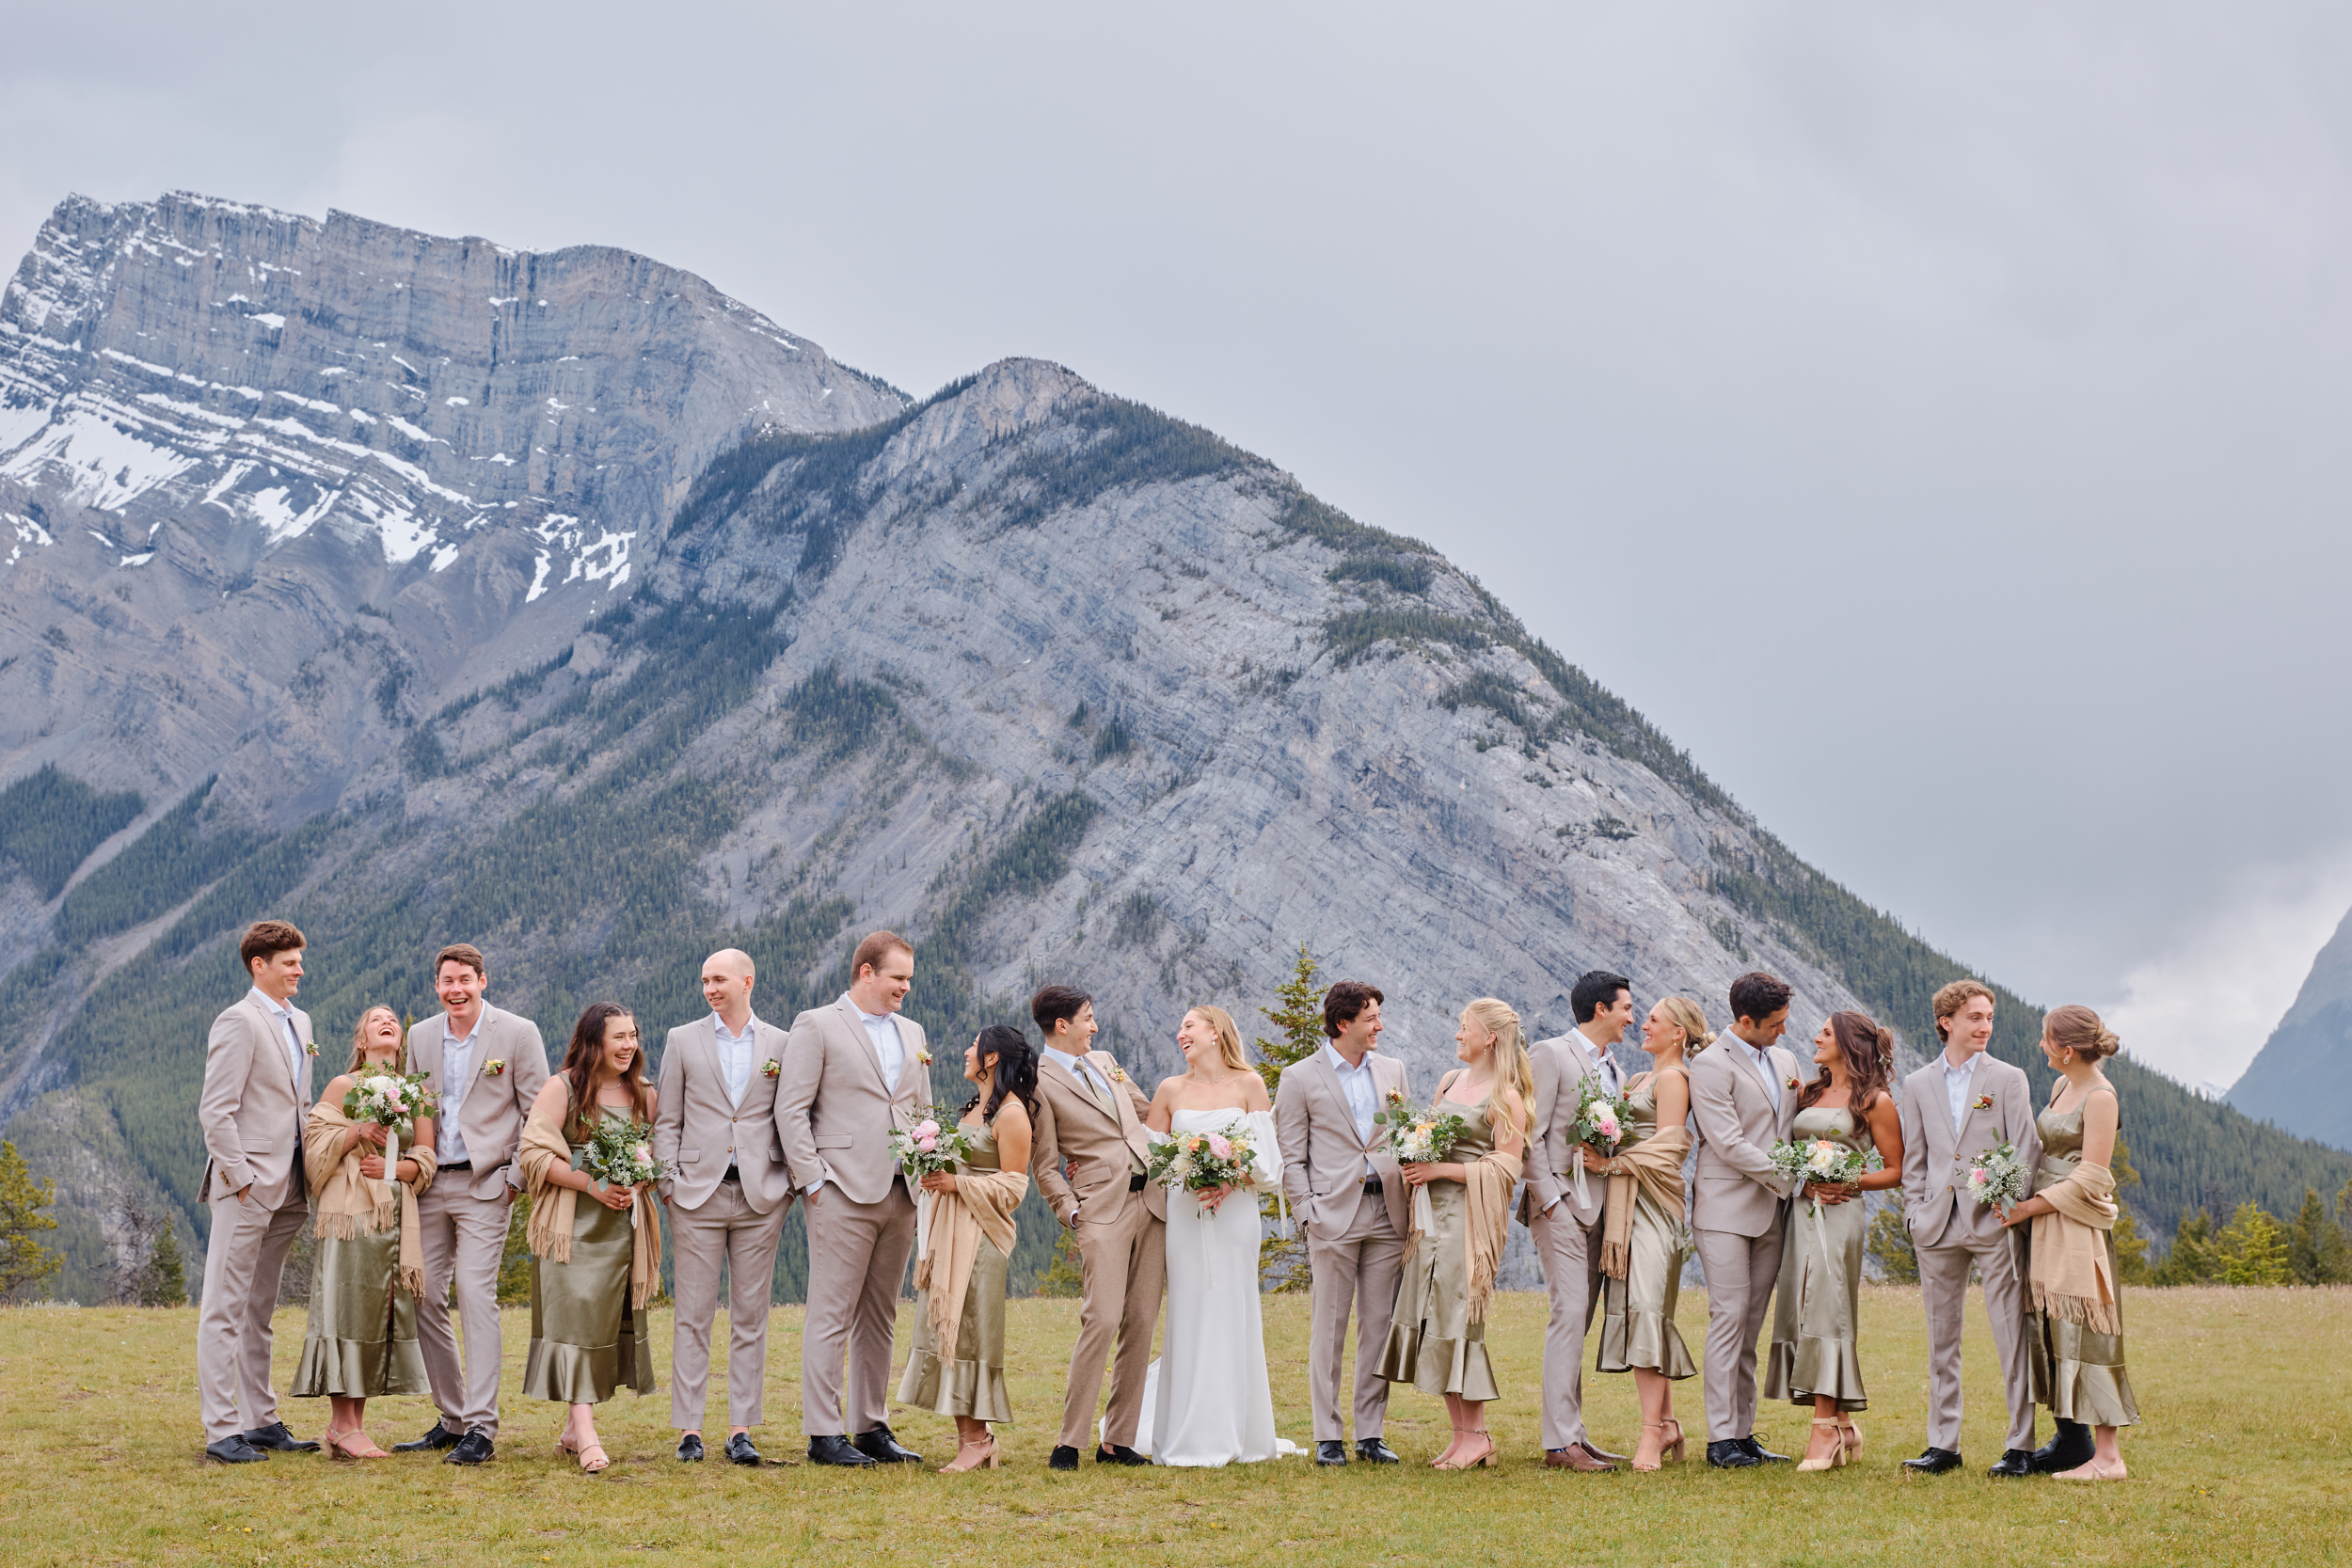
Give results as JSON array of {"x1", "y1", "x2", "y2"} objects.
[{"x1": 1, "y1": 1285, "x2": 2344, "y2": 1565}]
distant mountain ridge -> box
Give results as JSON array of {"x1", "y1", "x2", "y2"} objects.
[
  {"x1": 2229, "y1": 904, "x2": 2352, "y2": 1151},
  {"x1": 1, "y1": 192, "x2": 2345, "y2": 1303}
]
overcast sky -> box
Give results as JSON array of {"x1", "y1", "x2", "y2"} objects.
[{"x1": 7, "y1": 2, "x2": 2349, "y2": 1090}]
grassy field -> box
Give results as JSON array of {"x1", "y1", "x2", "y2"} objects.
[{"x1": 0, "y1": 1284, "x2": 2344, "y2": 1566}]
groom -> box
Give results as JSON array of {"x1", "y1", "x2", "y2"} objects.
[
  {"x1": 774, "y1": 930, "x2": 928, "y2": 1467},
  {"x1": 1519, "y1": 969, "x2": 1635, "y2": 1471},
  {"x1": 1028, "y1": 983, "x2": 1166, "y2": 1470},
  {"x1": 1273, "y1": 978, "x2": 1408, "y2": 1466}
]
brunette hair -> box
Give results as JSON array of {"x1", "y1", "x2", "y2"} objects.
[
  {"x1": 1931, "y1": 978, "x2": 1995, "y2": 1041},
  {"x1": 1322, "y1": 979, "x2": 1384, "y2": 1038},
  {"x1": 1188, "y1": 1005, "x2": 1248, "y2": 1073},
  {"x1": 559, "y1": 1001, "x2": 652, "y2": 1139},
  {"x1": 434, "y1": 942, "x2": 487, "y2": 979},
  {"x1": 965, "y1": 1023, "x2": 1041, "y2": 1124},
  {"x1": 2044, "y1": 1004, "x2": 2122, "y2": 1062},
  {"x1": 1799, "y1": 1008, "x2": 1896, "y2": 1119},
  {"x1": 1570, "y1": 971, "x2": 1632, "y2": 1025},
  {"x1": 1462, "y1": 997, "x2": 1535, "y2": 1143},
  {"x1": 1653, "y1": 995, "x2": 1715, "y2": 1056},
  {"x1": 1728, "y1": 971, "x2": 1793, "y2": 1023},
  {"x1": 240, "y1": 919, "x2": 305, "y2": 973},
  {"x1": 344, "y1": 1005, "x2": 405, "y2": 1076},
  {"x1": 851, "y1": 929, "x2": 912, "y2": 982},
  {"x1": 1029, "y1": 984, "x2": 1092, "y2": 1037}
]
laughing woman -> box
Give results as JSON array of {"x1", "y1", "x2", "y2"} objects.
[{"x1": 520, "y1": 1002, "x2": 661, "y2": 1473}]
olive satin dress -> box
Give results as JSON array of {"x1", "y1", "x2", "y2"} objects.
[
  {"x1": 291, "y1": 1220, "x2": 427, "y2": 1398},
  {"x1": 897, "y1": 1115, "x2": 1014, "y2": 1422},
  {"x1": 1761, "y1": 1105, "x2": 1869, "y2": 1409},
  {"x1": 1376, "y1": 1085, "x2": 1501, "y2": 1400},
  {"x1": 1596, "y1": 1069, "x2": 1697, "y2": 1379},
  {"x1": 522, "y1": 1106, "x2": 657, "y2": 1406},
  {"x1": 2022, "y1": 1094, "x2": 2138, "y2": 1427}
]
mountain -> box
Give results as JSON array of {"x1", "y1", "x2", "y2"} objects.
[
  {"x1": 4, "y1": 193, "x2": 2347, "y2": 1303},
  {"x1": 2228, "y1": 904, "x2": 2352, "y2": 1151}
]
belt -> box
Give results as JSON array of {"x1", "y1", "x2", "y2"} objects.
[
  {"x1": 722, "y1": 1165, "x2": 741, "y2": 1183},
  {"x1": 1129, "y1": 1172, "x2": 1148, "y2": 1193},
  {"x1": 439, "y1": 1161, "x2": 472, "y2": 1173},
  {"x1": 1361, "y1": 1175, "x2": 1384, "y2": 1196}
]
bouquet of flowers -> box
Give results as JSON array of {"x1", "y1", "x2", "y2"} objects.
[
  {"x1": 580, "y1": 1117, "x2": 664, "y2": 1227},
  {"x1": 1569, "y1": 1074, "x2": 1633, "y2": 1202},
  {"x1": 889, "y1": 1110, "x2": 977, "y2": 1179},
  {"x1": 1375, "y1": 1088, "x2": 1472, "y2": 1234},
  {"x1": 1771, "y1": 1134, "x2": 1886, "y2": 1270},
  {"x1": 1964, "y1": 1140, "x2": 2032, "y2": 1210},
  {"x1": 341, "y1": 1069, "x2": 437, "y2": 1196},
  {"x1": 1145, "y1": 1125, "x2": 1261, "y2": 1196}
]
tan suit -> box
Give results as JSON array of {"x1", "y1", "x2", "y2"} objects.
[
  {"x1": 195, "y1": 990, "x2": 313, "y2": 1443},
  {"x1": 1518, "y1": 1031, "x2": 1625, "y2": 1452},
  {"x1": 774, "y1": 996, "x2": 924, "y2": 1436},
  {"x1": 408, "y1": 1005, "x2": 549, "y2": 1438},
  {"x1": 1899, "y1": 1052, "x2": 2043, "y2": 1452},
  {"x1": 1274, "y1": 1046, "x2": 1408, "y2": 1443},
  {"x1": 654, "y1": 1014, "x2": 794, "y2": 1431},
  {"x1": 1688, "y1": 1037, "x2": 1802, "y2": 1443},
  {"x1": 1030, "y1": 1046, "x2": 1167, "y2": 1450}
]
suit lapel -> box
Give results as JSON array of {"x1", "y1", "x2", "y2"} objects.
[
  {"x1": 1951, "y1": 1055, "x2": 1989, "y2": 1154},
  {"x1": 1309, "y1": 1050, "x2": 1367, "y2": 1149},
  {"x1": 246, "y1": 996, "x2": 296, "y2": 1097},
  {"x1": 834, "y1": 998, "x2": 892, "y2": 1092}
]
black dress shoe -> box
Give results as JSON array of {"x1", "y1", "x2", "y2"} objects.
[
  {"x1": 809, "y1": 1434, "x2": 878, "y2": 1466},
  {"x1": 1356, "y1": 1437, "x2": 1401, "y2": 1464},
  {"x1": 1740, "y1": 1435, "x2": 1789, "y2": 1463},
  {"x1": 444, "y1": 1432, "x2": 495, "y2": 1465},
  {"x1": 852, "y1": 1424, "x2": 922, "y2": 1465},
  {"x1": 204, "y1": 1436, "x2": 268, "y2": 1464},
  {"x1": 1707, "y1": 1439, "x2": 1761, "y2": 1468},
  {"x1": 1315, "y1": 1440, "x2": 1349, "y2": 1465},
  {"x1": 1988, "y1": 1448, "x2": 2036, "y2": 1477},
  {"x1": 676, "y1": 1433, "x2": 705, "y2": 1462},
  {"x1": 393, "y1": 1422, "x2": 461, "y2": 1453},
  {"x1": 1097, "y1": 1444, "x2": 1149, "y2": 1465},
  {"x1": 240, "y1": 1420, "x2": 321, "y2": 1453},
  {"x1": 1903, "y1": 1447, "x2": 1965, "y2": 1474},
  {"x1": 1049, "y1": 1444, "x2": 1081, "y2": 1471},
  {"x1": 724, "y1": 1433, "x2": 761, "y2": 1465},
  {"x1": 2030, "y1": 1419, "x2": 2095, "y2": 1475}
]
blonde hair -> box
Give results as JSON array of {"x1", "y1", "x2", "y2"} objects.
[
  {"x1": 1463, "y1": 997, "x2": 1535, "y2": 1142},
  {"x1": 1653, "y1": 995, "x2": 1715, "y2": 1056},
  {"x1": 1932, "y1": 978, "x2": 1995, "y2": 1041},
  {"x1": 2044, "y1": 1004, "x2": 2121, "y2": 1062},
  {"x1": 1187, "y1": 1006, "x2": 1249, "y2": 1073},
  {"x1": 344, "y1": 1006, "x2": 404, "y2": 1076}
]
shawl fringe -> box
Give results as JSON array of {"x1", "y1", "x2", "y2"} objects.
[
  {"x1": 1461, "y1": 1147, "x2": 1522, "y2": 1326},
  {"x1": 304, "y1": 1100, "x2": 434, "y2": 1296},
  {"x1": 2028, "y1": 1162, "x2": 2120, "y2": 1336},
  {"x1": 519, "y1": 1082, "x2": 661, "y2": 1309},
  {"x1": 914, "y1": 1164, "x2": 1028, "y2": 1365},
  {"x1": 1599, "y1": 1127, "x2": 1692, "y2": 1279}
]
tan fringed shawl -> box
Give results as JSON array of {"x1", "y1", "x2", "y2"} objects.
[
  {"x1": 519, "y1": 1086, "x2": 662, "y2": 1310},
  {"x1": 303, "y1": 1100, "x2": 436, "y2": 1296},
  {"x1": 2029, "y1": 1161, "x2": 2121, "y2": 1334},
  {"x1": 1599, "y1": 1127, "x2": 1692, "y2": 1279},
  {"x1": 1460, "y1": 1147, "x2": 1524, "y2": 1326},
  {"x1": 914, "y1": 1165, "x2": 1028, "y2": 1364}
]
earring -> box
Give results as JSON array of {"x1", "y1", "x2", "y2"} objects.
[{"x1": 2059, "y1": 1048, "x2": 2073, "y2": 1064}]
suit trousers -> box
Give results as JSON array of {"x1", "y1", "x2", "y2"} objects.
[
  {"x1": 669, "y1": 1180, "x2": 787, "y2": 1431},
  {"x1": 801, "y1": 1179, "x2": 915, "y2": 1436},
  {"x1": 415, "y1": 1180, "x2": 513, "y2": 1436},
  {"x1": 1305, "y1": 1186, "x2": 1404, "y2": 1442},
  {"x1": 1918, "y1": 1230, "x2": 2036, "y2": 1452},
  {"x1": 196, "y1": 1187, "x2": 308, "y2": 1442},
  {"x1": 1530, "y1": 1197, "x2": 1607, "y2": 1451},
  {"x1": 1694, "y1": 1221, "x2": 1787, "y2": 1442},
  {"x1": 1060, "y1": 1193, "x2": 1168, "y2": 1450}
]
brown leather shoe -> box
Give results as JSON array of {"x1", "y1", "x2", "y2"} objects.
[
  {"x1": 1580, "y1": 1439, "x2": 1629, "y2": 1466},
  {"x1": 1545, "y1": 1443, "x2": 1617, "y2": 1471}
]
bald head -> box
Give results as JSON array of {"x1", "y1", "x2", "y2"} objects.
[{"x1": 702, "y1": 948, "x2": 755, "y2": 1029}]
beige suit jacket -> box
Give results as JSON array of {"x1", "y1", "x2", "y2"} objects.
[
  {"x1": 199, "y1": 992, "x2": 315, "y2": 1204},
  {"x1": 1029, "y1": 1048, "x2": 1167, "y2": 1226},
  {"x1": 1688, "y1": 1037, "x2": 1803, "y2": 1237},
  {"x1": 1273, "y1": 1048, "x2": 1408, "y2": 1239},
  {"x1": 408, "y1": 1005, "x2": 551, "y2": 1198},
  {"x1": 773, "y1": 996, "x2": 925, "y2": 1207},
  {"x1": 1519, "y1": 1031, "x2": 1626, "y2": 1228},
  {"x1": 654, "y1": 1016, "x2": 795, "y2": 1212},
  {"x1": 1899, "y1": 1053, "x2": 2042, "y2": 1249}
]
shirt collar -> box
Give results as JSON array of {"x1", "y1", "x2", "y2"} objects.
[
  {"x1": 844, "y1": 994, "x2": 898, "y2": 1030},
  {"x1": 247, "y1": 987, "x2": 293, "y2": 1021},
  {"x1": 713, "y1": 1011, "x2": 760, "y2": 1042},
  {"x1": 1323, "y1": 1042, "x2": 1372, "y2": 1076},
  {"x1": 447, "y1": 1009, "x2": 485, "y2": 1049},
  {"x1": 1046, "y1": 1044, "x2": 1094, "y2": 1078},
  {"x1": 1942, "y1": 1053, "x2": 1977, "y2": 1079}
]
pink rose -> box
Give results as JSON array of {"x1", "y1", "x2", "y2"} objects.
[
  {"x1": 916, "y1": 1135, "x2": 937, "y2": 1152},
  {"x1": 914, "y1": 1119, "x2": 940, "y2": 1139},
  {"x1": 1206, "y1": 1133, "x2": 1233, "y2": 1161}
]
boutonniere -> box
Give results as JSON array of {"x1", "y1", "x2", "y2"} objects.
[
  {"x1": 1973, "y1": 1094, "x2": 1994, "y2": 1111},
  {"x1": 1785, "y1": 1076, "x2": 1800, "y2": 1092},
  {"x1": 482, "y1": 1058, "x2": 507, "y2": 1077},
  {"x1": 1108, "y1": 1064, "x2": 1129, "y2": 1085},
  {"x1": 303, "y1": 1039, "x2": 319, "y2": 1057},
  {"x1": 762, "y1": 1058, "x2": 782, "y2": 1079},
  {"x1": 914, "y1": 1044, "x2": 932, "y2": 1067}
]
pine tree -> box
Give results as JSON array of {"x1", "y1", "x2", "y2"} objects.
[
  {"x1": 2285, "y1": 1187, "x2": 2350, "y2": 1286},
  {"x1": 0, "y1": 1140, "x2": 63, "y2": 1302},
  {"x1": 2154, "y1": 1208, "x2": 2218, "y2": 1286},
  {"x1": 1864, "y1": 1203, "x2": 1919, "y2": 1283},
  {"x1": 1037, "y1": 1226, "x2": 1085, "y2": 1298},
  {"x1": 142, "y1": 1221, "x2": 188, "y2": 1306},
  {"x1": 1252, "y1": 943, "x2": 1325, "y2": 1293},
  {"x1": 2216, "y1": 1201, "x2": 2289, "y2": 1286},
  {"x1": 2109, "y1": 1134, "x2": 2153, "y2": 1286}
]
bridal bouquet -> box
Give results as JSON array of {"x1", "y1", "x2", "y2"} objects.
[
  {"x1": 1569, "y1": 1074, "x2": 1633, "y2": 1202},
  {"x1": 1375, "y1": 1089, "x2": 1472, "y2": 1235},
  {"x1": 1964, "y1": 1140, "x2": 2032, "y2": 1210},
  {"x1": 890, "y1": 1111, "x2": 977, "y2": 1179},
  {"x1": 580, "y1": 1117, "x2": 664, "y2": 1190},
  {"x1": 341, "y1": 1069, "x2": 437, "y2": 1141},
  {"x1": 1768, "y1": 1135, "x2": 1883, "y2": 1193},
  {"x1": 1146, "y1": 1126, "x2": 1261, "y2": 1196}
]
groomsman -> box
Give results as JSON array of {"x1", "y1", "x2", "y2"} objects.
[
  {"x1": 1897, "y1": 978, "x2": 2047, "y2": 1477},
  {"x1": 1273, "y1": 978, "x2": 1408, "y2": 1466},
  {"x1": 774, "y1": 930, "x2": 928, "y2": 1466},
  {"x1": 654, "y1": 948, "x2": 794, "y2": 1465},
  {"x1": 1518, "y1": 970, "x2": 1635, "y2": 1471},
  {"x1": 195, "y1": 920, "x2": 322, "y2": 1463},
  {"x1": 395, "y1": 943, "x2": 549, "y2": 1465},
  {"x1": 1688, "y1": 970, "x2": 1803, "y2": 1468},
  {"x1": 1028, "y1": 983, "x2": 1166, "y2": 1470}
]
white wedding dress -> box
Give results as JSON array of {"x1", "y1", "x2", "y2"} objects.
[{"x1": 1131, "y1": 1107, "x2": 1299, "y2": 1466}]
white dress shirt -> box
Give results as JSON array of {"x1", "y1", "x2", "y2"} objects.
[
  {"x1": 1051, "y1": 1044, "x2": 1116, "y2": 1107},
  {"x1": 1567, "y1": 1027, "x2": 1625, "y2": 1093},
  {"x1": 1323, "y1": 1043, "x2": 1381, "y2": 1177},
  {"x1": 1732, "y1": 1036, "x2": 1782, "y2": 1115},
  {"x1": 248, "y1": 987, "x2": 306, "y2": 1108},
  {"x1": 847, "y1": 995, "x2": 906, "y2": 1089},
  {"x1": 439, "y1": 1013, "x2": 484, "y2": 1164},
  {"x1": 1942, "y1": 1052, "x2": 1978, "y2": 1134},
  {"x1": 713, "y1": 1011, "x2": 760, "y2": 1109}
]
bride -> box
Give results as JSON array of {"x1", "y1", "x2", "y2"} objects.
[{"x1": 1136, "y1": 1005, "x2": 1288, "y2": 1465}]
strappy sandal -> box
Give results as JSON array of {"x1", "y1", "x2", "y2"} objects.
[
  {"x1": 1632, "y1": 1418, "x2": 1686, "y2": 1471},
  {"x1": 939, "y1": 1435, "x2": 1000, "y2": 1473},
  {"x1": 577, "y1": 1441, "x2": 610, "y2": 1474},
  {"x1": 555, "y1": 1423, "x2": 581, "y2": 1457},
  {"x1": 1796, "y1": 1418, "x2": 1849, "y2": 1471},
  {"x1": 1837, "y1": 1417, "x2": 1863, "y2": 1456},
  {"x1": 1433, "y1": 1431, "x2": 1497, "y2": 1470}
]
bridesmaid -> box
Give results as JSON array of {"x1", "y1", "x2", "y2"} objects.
[
  {"x1": 292, "y1": 1006, "x2": 435, "y2": 1458},
  {"x1": 1376, "y1": 997, "x2": 1532, "y2": 1471},
  {"x1": 519, "y1": 1002, "x2": 661, "y2": 1473},
  {"x1": 1590, "y1": 996, "x2": 1704, "y2": 1470},
  {"x1": 898, "y1": 1024, "x2": 1036, "y2": 1472},
  {"x1": 2001, "y1": 1005, "x2": 2137, "y2": 1481},
  {"x1": 1761, "y1": 1009, "x2": 1903, "y2": 1471}
]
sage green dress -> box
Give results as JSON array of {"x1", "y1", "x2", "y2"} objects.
[
  {"x1": 897, "y1": 1114, "x2": 1014, "y2": 1422},
  {"x1": 522, "y1": 1107, "x2": 657, "y2": 1406},
  {"x1": 2022, "y1": 1093, "x2": 2137, "y2": 1427},
  {"x1": 1377, "y1": 1084, "x2": 1501, "y2": 1400},
  {"x1": 291, "y1": 1220, "x2": 426, "y2": 1397},
  {"x1": 1596, "y1": 1069, "x2": 1697, "y2": 1379},
  {"x1": 1761, "y1": 1105, "x2": 1868, "y2": 1409}
]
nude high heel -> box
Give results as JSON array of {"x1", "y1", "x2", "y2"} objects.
[
  {"x1": 1838, "y1": 1417, "x2": 1863, "y2": 1457},
  {"x1": 1434, "y1": 1431, "x2": 1497, "y2": 1470},
  {"x1": 1633, "y1": 1418, "x2": 1687, "y2": 1471},
  {"x1": 1797, "y1": 1418, "x2": 1849, "y2": 1472},
  {"x1": 940, "y1": 1435, "x2": 1000, "y2": 1473}
]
